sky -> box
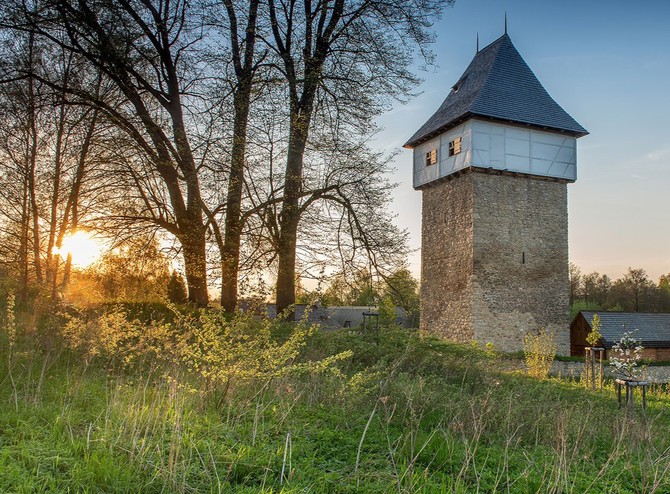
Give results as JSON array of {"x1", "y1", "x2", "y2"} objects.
[{"x1": 377, "y1": 0, "x2": 670, "y2": 283}]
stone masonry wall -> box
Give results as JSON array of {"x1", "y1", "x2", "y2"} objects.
[
  {"x1": 420, "y1": 171, "x2": 570, "y2": 355},
  {"x1": 420, "y1": 175, "x2": 474, "y2": 340},
  {"x1": 472, "y1": 173, "x2": 570, "y2": 354}
]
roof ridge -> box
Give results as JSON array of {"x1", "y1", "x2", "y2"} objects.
[
  {"x1": 470, "y1": 35, "x2": 513, "y2": 114},
  {"x1": 479, "y1": 33, "x2": 511, "y2": 52}
]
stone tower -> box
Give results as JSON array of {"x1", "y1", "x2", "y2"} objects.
[{"x1": 404, "y1": 34, "x2": 588, "y2": 354}]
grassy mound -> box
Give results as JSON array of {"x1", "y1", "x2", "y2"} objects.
[{"x1": 1, "y1": 317, "x2": 670, "y2": 492}]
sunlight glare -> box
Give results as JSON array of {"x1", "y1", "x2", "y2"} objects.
[{"x1": 53, "y1": 231, "x2": 103, "y2": 269}]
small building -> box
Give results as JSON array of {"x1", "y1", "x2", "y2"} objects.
[
  {"x1": 326, "y1": 306, "x2": 413, "y2": 329},
  {"x1": 571, "y1": 311, "x2": 670, "y2": 361},
  {"x1": 238, "y1": 301, "x2": 413, "y2": 329},
  {"x1": 239, "y1": 302, "x2": 339, "y2": 329}
]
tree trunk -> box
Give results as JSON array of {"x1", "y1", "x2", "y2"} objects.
[
  {"x1": 220, "y1": 0, "x2": 260, "y2": 313},
  {"x1": 27, "y1": 32, "x2": 42, "y2": 284},
  {"x1": 28, "y1": 154, "x2": 41, "y2": 284},
  {"x1": 275, "y1": 112, "x2": 311, "y2": 318},
  {"x1": 45, "y1": 95, "x2": 68, "y2": 290},
  {"x1": 220, "y1": 88, "x2": 251, "y2": 313},
  {"x1": 58, "y1": 106, "x2": 98, "y2": 294},
  {"x1": 268, "y1": 0, "x2": 343, "y2": 319},
  {"x1": 180, "y1": 223, "x2": 209, "y2": 307},
  {"x1": 19, "y1": 172, "x2": 31, "y2": 305}
]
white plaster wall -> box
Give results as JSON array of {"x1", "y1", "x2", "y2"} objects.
[
  {"x1": 413, "y1": 121, "x2": 471, "y2": 188},
  {"x1": 413, "y1": 120, "x2": 577, "y2": 188},
  {"x1": 470, "y1": 120, "x2": 577, "y2": 181}
]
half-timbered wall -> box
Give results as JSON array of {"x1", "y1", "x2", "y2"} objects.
[{"x1": 413, "y1": 120, "x2": 577, "y2": 189}]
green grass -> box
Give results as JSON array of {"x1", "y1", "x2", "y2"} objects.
[{"x1": 2, "y1": 323, "x2": 670, "y2": 493}]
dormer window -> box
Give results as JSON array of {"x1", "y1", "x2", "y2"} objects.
[
  {"x1": 451, "y1": 75, "x2": 467, "y2": 93},
  {"x1": 425, "y1": 148, "x2": 437, "y2": 166},
  {"x1": 448, "y1": 137, "x2": 462, "y2": 157}
]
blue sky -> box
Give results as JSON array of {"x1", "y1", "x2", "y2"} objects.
[{"x1": 378, "y1": 0, "x2": 670, "y2": 282}]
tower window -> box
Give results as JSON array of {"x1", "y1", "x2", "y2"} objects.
[
  {"x1": 448, "y1": 137, "x2": 462, "y2": 157},
  {"x1": 425, "y1": 148, "x2": 438, "y2": 166}
]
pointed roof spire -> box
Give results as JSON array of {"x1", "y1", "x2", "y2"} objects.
[
  {"x1": 404, "y1": 34, "x2": 588, "y2": 148},
  {"x1": 476, "y1": 32, "x2": 479, "y2": 53},
  {"x1": 504, "y1": 12, "x2": 508, "y2": 35}
]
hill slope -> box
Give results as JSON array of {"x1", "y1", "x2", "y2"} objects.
[{"x1": 1, "y1": 322, "x2": 669, "y2": 493}]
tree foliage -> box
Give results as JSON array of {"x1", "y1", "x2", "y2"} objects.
[
  {"x1": 167, "y1": 271, "x2": 188, "y2": 305},
  {"x1": 63, "y1": 236, "x2": 171, "y2": 305},
  {"x1": 570, "y1": 265, "x2": 670, "y2": 316},
  {"x1": 320, "y1": 267, "x2": 419, "y2": 327}
]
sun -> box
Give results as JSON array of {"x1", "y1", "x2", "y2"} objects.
[{"x1": 53, "y1": 231, "x2": 103, "y2": 269}]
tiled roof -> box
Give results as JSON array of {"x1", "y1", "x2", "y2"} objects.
[
  {"x1": 580, "y1": 311, "x2": 670, "y2": 348},
  {"x1": 404, "y1": 34, "x2": 588, "y2": 148}
]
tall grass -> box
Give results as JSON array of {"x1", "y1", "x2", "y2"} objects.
[{"x1": 2, "y1": 304, "x2": 670, "y2": 492}]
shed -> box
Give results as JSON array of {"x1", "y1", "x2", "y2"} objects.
[
  {"x1": 239, "y1": 301, "x2": 340, "y2": 329},
  {"x1": 570, "y1": 311, "x2": 670, "y2": 361},
  {"x1": 326, "y1": 306, "x2": 412, "y2": 329},
  {"x1": 237, "y1": 301, "x2": 413, "y2": 329}
]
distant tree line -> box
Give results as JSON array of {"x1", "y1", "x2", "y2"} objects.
[{"x1": 569, "y1": 264, "x2": 670, "y2": 317}]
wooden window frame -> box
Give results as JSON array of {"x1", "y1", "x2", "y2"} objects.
[
  {"x1": 425, "y1": 148, "x2": 438, "y2": 166},
  {"x1": 448, "y1": 137, "x2": 462, "y2": 157}
]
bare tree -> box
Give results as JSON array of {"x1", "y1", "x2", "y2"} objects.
[
  {"x1": 54, "y1": 92, "x2": 101, "y2": 294},
  {"x1": 263, "y1": 0, "x2": 450, "y2": 316},
  {"x1": 3, "y1": 0, "x2": 217, "y2": 305},
  {"x1": 0, "y1": 31, "x2": 107, "y2": 301},
  {"x1": 0, "y1": 29, "x2": 48, "y2": 301},
  {"x1": 569, "y1": 262, "x2": 582, "y2": 306},
  {"x1": 0, "y1": 0, "x2": 451, "y2": 313},
  {"x1": 611, "y1": 268, "x2": 656, "y2": 312},
  {"x1": 218, "y1": 0, "x2": 263, "y2": 313}
]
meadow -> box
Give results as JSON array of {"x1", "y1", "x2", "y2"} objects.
[{"x1": 1, "y1": 304, "x2": 670, "y2": 493}]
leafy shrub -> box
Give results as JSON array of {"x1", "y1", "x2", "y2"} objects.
[
  {"x1": 167, "y1": 271, "x2": 188, "y2": 304},
  {"x1": 5, "y1": 292, "x2": 15, "y2": 350},
  {"x1": 58, "y1": 304, "x2": 351, "y2": 400},
  {"x1": 61, "y1": 308, "x2": 137, "y2": 366},
  {"x1": 586, "y1": 313, "x2": 602, "y2": 347},
  {"x1": 523, "y1": 329, "x2": 557, "y2": 379},
  {"x1": 378, "y1": 296, "x2": 398, "y2": 327},
  {"x1": 174, "y1": 308, "x2": 348, "y2": 393}
]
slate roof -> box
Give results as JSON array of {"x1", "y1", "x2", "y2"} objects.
[
  {"x1": 239, "y1": 301, "x2": 340, "y2": 329},
  {"x1": 326, "y1": 306, "x2": 412, "y2": 328},
  {"x1": 404, "y1": 34, "x2": 588, "y2": 149},
  {"x1": 238, "y1": 302, "x2": 413, "y2": 329},
  {"x1": 579, "y1": 311, "x2": 670, "y2": 348}
]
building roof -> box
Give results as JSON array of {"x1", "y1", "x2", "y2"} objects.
[
  {"x1": 238, "y1": 302, "x2": 413, "y2": 329},
  {"x1": 404, "y1": 34, "x2": 588, "y2": 149},
  {"x1": 578, "y1": 311, "x2": 670, "y2": 348},
  {"x1": 240, "y1": 301, "x2": 340, "y2": 329}
]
